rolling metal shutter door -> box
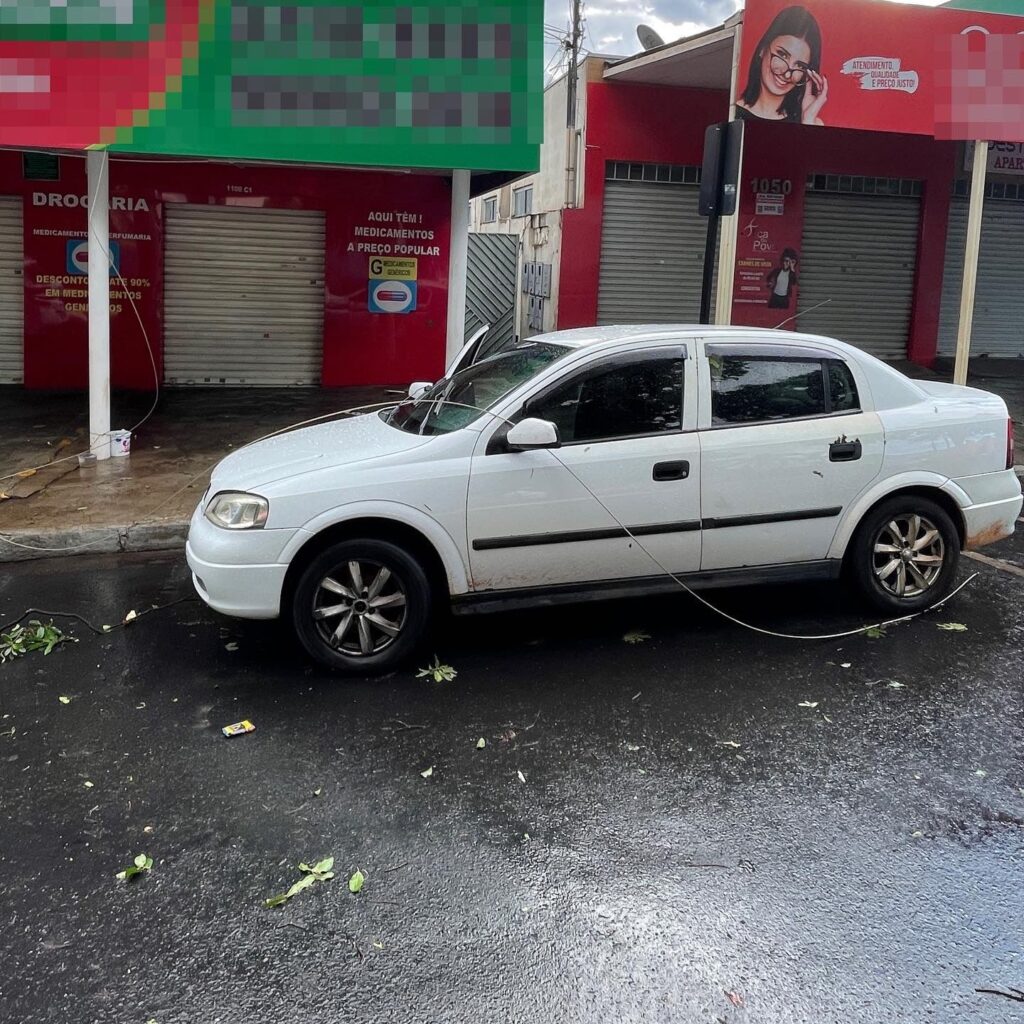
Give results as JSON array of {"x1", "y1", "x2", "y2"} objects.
[
  {"x1": 597, "y1": 180, "x2": 712, "y2": 325},
  {"x1": 938, "y1": 198, "x2": 1024, "y2": 358},
  {"x1": 164, "y1": 204, "x2": 326, "y2": 385},
  {"x1": 0, "y1": 197, "x2": 23, "y2": 384},
  {"x1": 797, "y1": 193, "x2": 920, "y2": 360}
]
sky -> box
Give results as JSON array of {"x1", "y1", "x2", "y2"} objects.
[{"x1": 543, "y1": 0, "x2": 948, "y2": 70}]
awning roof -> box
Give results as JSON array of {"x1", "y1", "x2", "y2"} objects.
[{"x1": 602, "y1": 18, "x2": 737, "y2": 92}]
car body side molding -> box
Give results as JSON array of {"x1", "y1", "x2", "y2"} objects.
[
  {"x1": 701, "y1": 507, "x2": 842, "y2": 529},
  {"x1": 472, "y1": 507, "x2": 842, "y2": 551},
  {"x1": 471, "y1": 520, "x2": 701, "y2": 552}
]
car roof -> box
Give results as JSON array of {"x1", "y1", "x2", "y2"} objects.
[
  {"x1": 526, "y1": 324, "x2": 926, "y2": 410},
  {"x1": 532, "y1": 324, "x2": 867, "y2": 352}
]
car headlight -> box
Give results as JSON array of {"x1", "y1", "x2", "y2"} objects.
[{"x1": 204, "y1": 491, "x2": 269, "y2": 530}]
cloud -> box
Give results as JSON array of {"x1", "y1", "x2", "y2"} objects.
[
  {"x1": 545, "y1": 0, "x2": 945, "y2": 66},
  {"x1": 557, "y1": 0, "x2": 741, "y2": 58}
]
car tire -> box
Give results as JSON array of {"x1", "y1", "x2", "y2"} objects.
[
  {"x1": 292, "y1": 538, "x2": 433, "y2": 674},
  {"x1": 848, "y1": 495, "x2": 960, "y2": 614}
]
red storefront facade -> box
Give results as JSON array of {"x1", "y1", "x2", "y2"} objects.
[
  {"x1": 556, "y1": 77, "x2": 958, "y2": 365},
  {"x1": 0, "y1": 149, "x2": 453, "y2": 389}
]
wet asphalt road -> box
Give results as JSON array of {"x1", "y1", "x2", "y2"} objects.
[{"x1": 1, "y1": 539, "x2": 1023, "y2": 1024}]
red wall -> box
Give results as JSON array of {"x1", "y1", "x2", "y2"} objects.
[
  {"x1": 0, "y1": 150, "x2": 451, "y2": 389},
  {"x1": 560, "y1": 82, "x2": 728, "y2": 329},
  {"x1": 559, "y1": 80, "x2": 957, "y2": 364}
]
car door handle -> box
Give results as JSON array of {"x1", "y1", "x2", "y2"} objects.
[
  {"x1": 829, "y1": 440, "x2": 862, "y2": 462},
  {"x1": 653, "y1": 460, "x2": 689, "y2": 481}
]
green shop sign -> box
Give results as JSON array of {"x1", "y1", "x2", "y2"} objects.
[{"x1": 0, "y1": 1, "x2": 543, "y2": 172}]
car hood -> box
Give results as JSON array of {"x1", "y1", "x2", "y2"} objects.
[{"x1": 210, "y1": 411, "x2": 431, "y2": 490}]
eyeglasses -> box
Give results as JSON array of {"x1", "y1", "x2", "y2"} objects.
[{"x1": 769, "y1": 51, "x2": 808, "y2": 83}]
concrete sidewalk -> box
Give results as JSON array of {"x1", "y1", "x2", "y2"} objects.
[
  {"x1": 1, "y1": 357, "x2": 1022, "y2": 562},
  {"x1": 0, "y1": 385, "x2": 392, "y2": 561}
]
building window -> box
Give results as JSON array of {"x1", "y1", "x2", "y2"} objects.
[
  {"x1": 807, "y1": 174, "x2": 922, "y2": 197},
  {"x1": 481, "y1": 196, "x2": 497, "y2": 223},
  {"x1": 952, "y1": 178, "x2": 1024, "y2": 201},
  {"x1": 513, "y1": 185, "x2": 533, "y2": 217},
  {"x1": 606, "y1": 162, "x2": 701, "y2": 185}
]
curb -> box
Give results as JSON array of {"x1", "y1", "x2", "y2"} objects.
[{"x1": 0, "y1": 521, "x2": 188, "y2": 563}]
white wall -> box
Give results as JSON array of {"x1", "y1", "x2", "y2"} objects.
[{"x1": 469, "y1": 60, "x2": 594, "y2": 336}]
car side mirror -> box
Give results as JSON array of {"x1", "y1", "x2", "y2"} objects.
[
  {"x1": 506, "y1": 418, "x2": 561, "y2": 451},
  {"x1": 408, "y1": 381, "x2": 432, "y2": 399}
]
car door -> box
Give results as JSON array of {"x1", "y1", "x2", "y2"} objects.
[
  {"x1": 698, "y1": 340, "x2": 884, "y2": 571},
  {"x1": 465, "y1": 344, "x2": 702, "y2": 592}
]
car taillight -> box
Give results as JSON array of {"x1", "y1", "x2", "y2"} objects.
[{"x1": 1008, "y1": 418, "x2": 1016, "y2": 471}]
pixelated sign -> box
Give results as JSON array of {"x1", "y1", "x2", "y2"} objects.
[
  {"x1": 0, "y1": 1, "x2": 543, "y2": 170},
  {"x1": 739, "y1": 0, "x2": 1024, "y2": 141}
]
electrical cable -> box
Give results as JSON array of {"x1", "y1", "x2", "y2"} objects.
[
  {"x1": 0, "y1": 596, "x2": 197, "y2": 637},
  {"x1": 544, "y1": 446, "x2": 979, "y2": 640},
  {"x1": 0, "y1": 391, "x2": 983, "y2": 641},
  {"x1": 0, "y1": 400, "x2": 403, "y2": 553},
  {"x1": 1, "y1": 149, "x2": 161, "y2": 485}
]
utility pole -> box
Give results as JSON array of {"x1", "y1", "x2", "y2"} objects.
[
  {"x1": 565, "y1": 0, "x2": 582, "y2": 129},
  {"x1": 564, "y1": 0, "x2": 583, "y2": 209}
]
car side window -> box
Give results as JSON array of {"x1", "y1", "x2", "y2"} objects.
[
  {"x1": 827, "y1": 359, "x2": 860, "y2": 412},
  {"x1": 710, "y1": 354, "x2": 826, "y2": 424},
  {"x1": 527, "y1": 356, "x2": 684, "y2": 444}
]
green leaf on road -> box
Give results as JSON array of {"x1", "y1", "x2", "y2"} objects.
[
  {"x1": 116, "y1": 853, "x2": 152, "y2": 881},
  {"x1": 623, "y1": 630, "x2": 651, "y2": 645},
  {"x1": 937, "y1": 622, "x2": 968, "y2": 631},
  {"x1": 416, "y1": 656, "x2": 457, "y2": 683},
  {"x1": 265, "y1": 855, "x2": 336, "y2": 908},
  {"x1": 476, "y1": 737, "x2": 486, "y2": 750},
  {"x1": 865, "y1": 626, "x2": 886, "y2": 639},
  {"x1": 349, "y1": 869, "x2": 365, "y2": 894},
  {"x1": 59, "y1": 696, "x2": 71, "y2": 704}
]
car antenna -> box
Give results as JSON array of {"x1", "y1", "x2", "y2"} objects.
[{"x1": 771, "y1": 298, "x2": 831, "y2": 331}]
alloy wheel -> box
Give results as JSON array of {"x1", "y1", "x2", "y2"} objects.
[
  {"x1": 871, "y1": 514, "x2": 946, "y2": 599},
  {"x1": 312, "y1": 560, "x2": 408, "y2": 656}
]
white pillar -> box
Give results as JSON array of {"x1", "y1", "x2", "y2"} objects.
[
  {"x1": 445, "y1": 169, "x2": 471, "y2": 367},
  {"x1": 87, "y1": 150, "x2": 111, "y2": 460},
  {"x1": 713, "y1": 23, "x2": 744, "y2": 325},
  {"x1": 953, "y1": 141, "x2": 988, "y2": 387}
]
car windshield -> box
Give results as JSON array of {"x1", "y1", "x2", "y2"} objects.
[{"x1": 384, "y1": 342, "x2": 571, "y2": 435}]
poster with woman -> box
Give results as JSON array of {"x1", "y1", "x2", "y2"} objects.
[{"x1": 737, "y1": 6, "x2": 828, "y2": 126}]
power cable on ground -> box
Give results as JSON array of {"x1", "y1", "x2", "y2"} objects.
[{"x1": 1, "y1": 393, "x2": 986, "y2": 645}]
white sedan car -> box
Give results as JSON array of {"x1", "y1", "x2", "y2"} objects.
[{"x1": 186, "y1": 326, "x2": 1021, "y2": 673}]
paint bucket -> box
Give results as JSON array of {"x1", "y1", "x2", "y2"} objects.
[{"x1": 110, "y1": 430, "x2": 132, "y2": 458}]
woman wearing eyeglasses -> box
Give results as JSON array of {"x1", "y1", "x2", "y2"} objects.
[{"x1": 736, "y1": 5, "x2": 827, "y2": 125}]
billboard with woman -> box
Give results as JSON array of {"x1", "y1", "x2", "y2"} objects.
[{"x1": 738, "y1": 0, "x2": 1024, "y2": 141}]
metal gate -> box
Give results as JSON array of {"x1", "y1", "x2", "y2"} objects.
[
  {"x1": 938, "y1": 196, "x2": 1024, "y2": 358},
  {"x1": 797, "y1": 189, "x2": 921, "y2": 360},
  {"x1": 466, "y1": 232, "x2": 518, "y2": 359},
  {"x1": 597, "y1": 172, "x2": 710, "y2": 325},
  {"x1": 0, "y1": 197, "x2": 23, "y2": 384},
  {"x1": 164, "y1": 203, "x2": 326, "y2": 385}
]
